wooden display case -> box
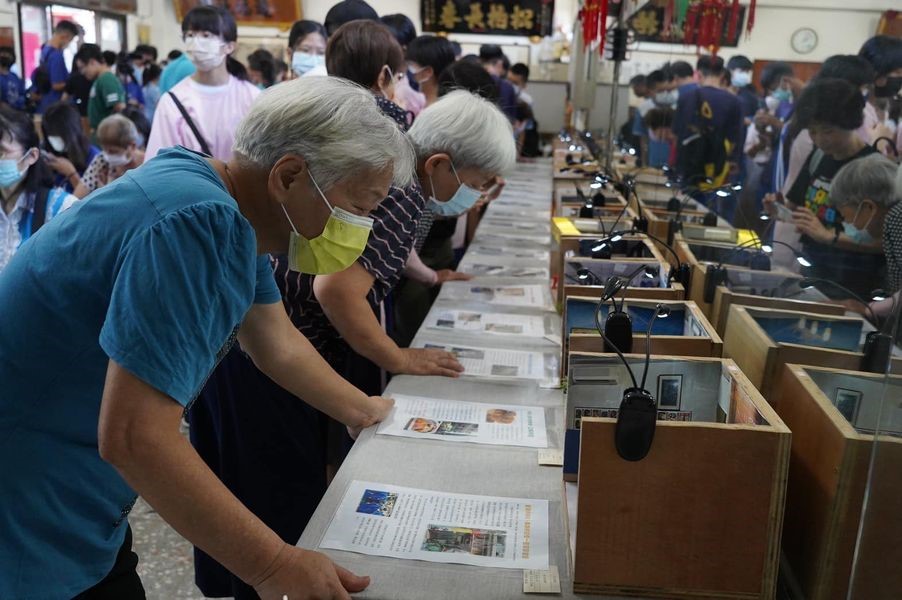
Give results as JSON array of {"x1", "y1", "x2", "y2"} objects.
[
  {"x1": 561, "y1": 296, "x2": 722, "y2": 373},
  {"x1": 551, "y1": 220, "x2": 654, "y2": 296},
  {"x1": 560, "y1": 256, "x2": 685, "y2": 306},
  {"x1": 776, "y1": 365, "x2": 902, "y2": 600},
  {"x1": 566, "y1": 354, "x2": 790, "y2": 599},
  {"x1": 553, "y1": 181, "x2": 627, "y2": 218},
  {"x1": 722, "y1": 306, "x2": 902, "y2": 401}
]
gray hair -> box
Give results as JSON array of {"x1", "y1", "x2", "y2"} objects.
[
  {"x1": 97, "y1": 114, "x2": 139, "y2": 148},
  {"x1": 233, "y1": 77, "x2": 415, "y2": 189},
  {"x1": 831, "y1": 153, "x2": 900, "y2": 209},
  {"x1": 407, "y1": 90, "x2": 516, "y2": 177}
]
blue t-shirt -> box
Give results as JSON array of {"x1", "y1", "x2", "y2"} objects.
[
  {"x1": 0, "y1": 71, "x2": 25, "y2": 109},
  {"x1": 37, "y1": 44, "x2": 69, "y2": 114},
  {"x1": 0, "y1": 146, "x2": 280, "y2": 597},
  {"x1": 631, "y1": 110, "x2": 671, "y2": 168}
]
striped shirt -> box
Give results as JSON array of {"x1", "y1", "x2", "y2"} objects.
[
  {"x1": 271, "y1": 183, "x2": 427, "y2": 361},
  {"x1": 0, "y1": 187, "x2": 78, "y2": 271}
]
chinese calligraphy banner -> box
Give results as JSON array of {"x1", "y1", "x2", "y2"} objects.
[
  {"x1": 628, "y1": 1, "x2": 746, "y2": 47},
  {"x1": 422, "y1": 0, "x2": 554, "y2": 37}
]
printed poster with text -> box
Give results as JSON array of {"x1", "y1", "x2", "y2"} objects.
[
  {"x1": 320, "y1": 480, "x2": 549, "y2": 570},
  {"x1": 377, "y1": 394, "x2": 548, "y2": 448}
]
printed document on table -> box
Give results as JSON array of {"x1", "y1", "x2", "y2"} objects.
[
  {"x1": 442, "y1": 284, "x2": 552, "y2": 309},
  {"x1": 425, "y1": 309, "x2": 546, "y2": 337},
  {"x1": 419, "y1": 342, "x2": 548, "y2": 381},
  {"x1": 320, "y1": 480, "x2": 549, "y2": 570},
  {"x1": 468, "y1": 244, "x2": 550, "y2": 262},
  {"x1": 377, "y1": 394, "x2": 548, "y2": 448},
  {"x1": 461, "y1": 263, "x2": 550, "y2": 279}
]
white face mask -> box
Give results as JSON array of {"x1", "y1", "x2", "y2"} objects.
[
  {"x1": 765, "y1": 96, "x2": 781, "y2": 113},
  {"x1": 47, "y1": 136, "x2": 66, "y2": 153},
  {"x1": 186, "y1": 36, "x2": 226, "y2": 72},
  {"x1": 104, "y1": 151, "x2": 130, "y2": 167},
  {"x1": 731, "y1": 70, "x2": 751, "y2": 88},
  {"x1": 654, "y1": 89, "x2": 678, "y2": 106}
]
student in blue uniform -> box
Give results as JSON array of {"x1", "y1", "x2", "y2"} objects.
[
  {"x1": 0, "y1": 46, "x2": 25, "y2": 110},
  {"x1": 0, "y1": 77, "x2": 412, "y2": 600},
  {"x1": 32, "y1": 19, "x2": 80, "y2": 114}
]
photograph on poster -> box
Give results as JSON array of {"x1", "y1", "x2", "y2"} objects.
[
  {"x1": 356, "y1": 490, "x2": 398, "y2": 517},
  {"x1": 486, "y1": 409, "x2": 517, "y2": 424},
  {"x1": 422, "y1": 526, "x2": 507, "y2": 557},
  {"x1": 657, "y1": 375, "x2": 683, "y2": 410},
  {"x1": 834, "y1": 388, "x2": 862, "y2": 424}
]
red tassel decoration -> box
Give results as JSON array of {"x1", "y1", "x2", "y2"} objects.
[
  {"x1": 726, "y1": 0, "x2": 741, "y2": 43},
  {"x1": 663, "y1": 0, "x2": 675, "y2": 37},
  {"x1": 746, "y1": 0, "x2": 757, "y2": 35},
  {"x1": 683, "y1": 3, "x2": 700, "y2": 45},
  {"x1": 598, "y1": 0, "x2": 610, "y2": 56}
]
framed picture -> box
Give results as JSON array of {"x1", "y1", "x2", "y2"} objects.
[
  {"x1": 834, "y1": 388, "x2": 863, "y2": 425},
  {"x1": 173, "y1": 0, "x2": 301, "y2": 29},
  {"x1": 657, "y1": 374, "x2": 683, "y2": 411}
]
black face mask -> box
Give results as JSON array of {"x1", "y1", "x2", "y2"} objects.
[
  {"x1": 0, "y1": 56, "x2": 13, "y2": 69},
  {"x1": 874, "y1": 76, "x2": 902, "y2": 98}
]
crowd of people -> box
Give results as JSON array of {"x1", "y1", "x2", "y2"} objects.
[
  {"x1": 624, "y1": 37, "x2": 902, "y2": 303},
  {"x1": 0, "y1": 1, "x2": 539, "y2": 599}
]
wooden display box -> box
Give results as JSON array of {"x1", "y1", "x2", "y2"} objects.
[
  {"x1": 645, "y1": 207, "x2": 733, "y2": 243},
  {"x1": 675, "y1": 236, "x2": 787, "y2": 319},
  {"x1": 722, "y1": 306, "x2": 902, "y2": 401},
  {"x1": 710, "y1": 268, "x2": 846, "y2": 336},
  {"x1": 551, "y1": 219, "x2": 655, "y2": 296},
  {"x1": 560, "y1": 256, "x2": 685, "y2": 306},
  {"x1": 567, "y1": 354, "x2": 790, "y2": 599},
  {"x1": 561, "y1": 296, "x2": 722, "y2": 373},
  {"x1": 776, "y1": 365, "x2": 902, "y2": 600},
  {"x1": 553, "y1": 182, "x2": 627, "y2": 218}
]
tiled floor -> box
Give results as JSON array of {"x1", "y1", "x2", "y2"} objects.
[{"x1": 131, "y1": 498, "x2": 206, "y2": 599}]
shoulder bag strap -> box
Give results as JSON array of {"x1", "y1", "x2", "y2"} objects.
[{"x1": 168, "y1": 91, "x2": 212, "y2": 156}]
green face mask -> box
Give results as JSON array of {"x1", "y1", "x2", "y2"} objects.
[{"x1": 282, "y1": 172, "x2": 374, "y2": 274}]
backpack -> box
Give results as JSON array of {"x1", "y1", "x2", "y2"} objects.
[
  {"x1": 30, "y1": 63, "x2": 51, "y2": 95},
  {"x1": 677, "y1": 88, "x2": 727, "y2": 186}
]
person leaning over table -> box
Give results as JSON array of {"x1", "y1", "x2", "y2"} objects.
[
  {"x1": 805, "y1": 154, "x2": 902, "y2": 319},
  {"x1": 0, "y1": 77, "x2": 411, "y2": 600},
  {"x1": 191, "y1": 89, "x2": 517, "y2": 600}
]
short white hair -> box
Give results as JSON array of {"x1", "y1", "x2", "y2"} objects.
[
  {"x1": 233, "y1": 77, "x2": 415, "y2": 189},
  {"x1": 407, "y1": 90, "x2": 516, "y2": 177},
  {"x1": 831, "y1": 153, "x2": 900, "y2": 209}
]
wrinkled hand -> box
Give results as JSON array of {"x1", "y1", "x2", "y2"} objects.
[
  {"x1": 345, "y1": 396, "x2": 395, "y2": 439},
  {"x1": 45, "y1": 154, "x2": 76, "y2": 177},
  {"x1": 254, "y1": 545, "x2": 369, "y2": 600},
  {"x1": 791, "y1": 208, "x2": 833, "y2": 243},
  {"x1": 434, "y1": 269, "x2": 473, "y2": 286},
  {"x1": 395, "y1": 348, "x2": 464, "y2": 378}
]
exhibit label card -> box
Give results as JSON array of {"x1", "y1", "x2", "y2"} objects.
[
  {"x1": 377, "y1": 394, "x2": 548, "y2": 448},
  {"x1": 442, "y1": 283, "x2": 553, "y2": 309},
  {"x1": 425, "y1": 309, "x2": 547, "y2": 338},
  {"x1": 320, "y1": 480, "x2": 550, "y2": 570},
  {"x1": 418, "y1": 342, "x2": 549, "y2": 381}
]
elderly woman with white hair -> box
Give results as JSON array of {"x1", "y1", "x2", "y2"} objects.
[
  {"x1": 814, "y1": 153, "x2": 902, "y2": 318},
  {"x1": 72, "y1": 114, "x2": 145, "y2": 198},
  {"x1": 190, "y1": 89, "x2": 516, "y2": 599},
  {"x1": 0, "y1": 77, "x2": 411, "y2": 599}
]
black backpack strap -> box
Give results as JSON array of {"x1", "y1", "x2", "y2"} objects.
[
  {"x1": 168, "y1": 92, "x2": 212, "y2": 156},
  {"x1": 30, "y1": 187, "x2": 50, "y2": 235}
]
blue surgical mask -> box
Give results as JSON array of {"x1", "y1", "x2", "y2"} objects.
[
  {"x1": 0, "y1": 151, "x2": 31, "y2": 188},
  {"x1": 843, "y1": 204, "x2": 875, "y2": 245},
  {"x1": 772, "y1": 88, "x2": 792, "y2": 103},
  {"x1": 428, "y1": 161, "x2": 482, "y2": 217},
  {"x1": 292, "y1": 51, "x2": 324, "y2": 77}
]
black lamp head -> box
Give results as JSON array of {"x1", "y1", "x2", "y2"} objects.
[
  {"x1": 603, "y1": 275, "x2": 625, "y2": 299},
  {"x1": 667, "y1": 196, "x2": 681, "y2": 212},
  {"x1": 577, "y1": 267, "x2": 592, "y2": 283},
  {"x1": 655, "y1": 304, "x2": 672, "y2": 319}
]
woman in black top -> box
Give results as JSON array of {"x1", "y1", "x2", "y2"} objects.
[{"x1": 783, "y1": 78, "x2": 881, "y2": 298}]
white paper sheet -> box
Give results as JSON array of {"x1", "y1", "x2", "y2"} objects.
[
  {"x1": 460, "y1": 263, "x2": 551, "y2": 279},
  {"x1": 419, "y1": 342, "x2": 548, "y2": 381},
  {"x1": 477, "y1": 231, "x2": 552, "y2": 245},
  {"x1": 468, "y1": 244, "x2": 551, "y2": 261},
  {"x1": 320, "y1": 480, "x2": 550, "y2": 570},
  {"x1": 377, "y1": 394, "x2": 548, "y2": 448},
  {"x1": 425, "y1": 309, "x2": 547, "y2": 338},
  {"x1": 441, "y1": 284, "x2": 552, "y2": 309}
]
